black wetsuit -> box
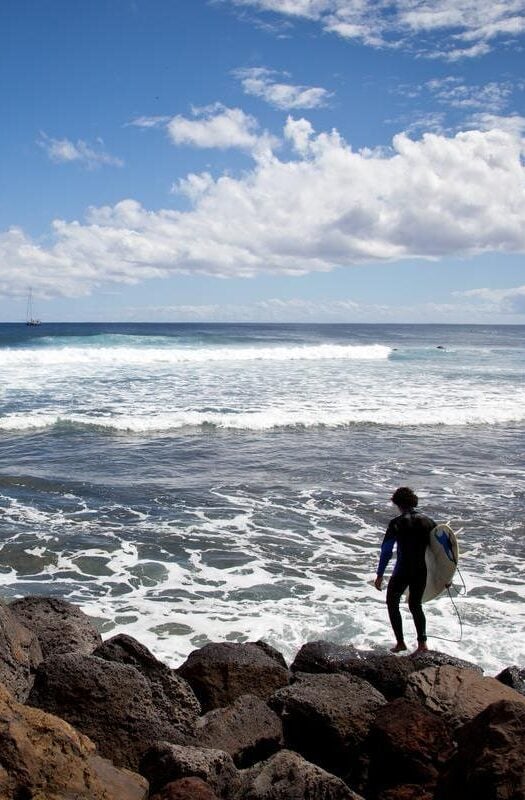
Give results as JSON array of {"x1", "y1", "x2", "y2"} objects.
[{"x1": 377, "y1": 508, "x2": 435, "y2": 644}]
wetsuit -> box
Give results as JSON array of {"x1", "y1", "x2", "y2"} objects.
[{"x1": 377, "y1": 508, "x2": 435, "y2": 644}]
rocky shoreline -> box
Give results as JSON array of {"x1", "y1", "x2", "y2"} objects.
[{"x1": 0, "y1": 596, "x2": 524, "y2": 799}]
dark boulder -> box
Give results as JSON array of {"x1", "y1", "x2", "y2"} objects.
[
  {"x1": 139, "y1": 742, "x2": 240, "y2": 799},
  {"x1": 366, "y1": 697, "x2": 454, "y2": 798},
  {"x1": 0, "y1": 599, "x2": 42, "y2": 701},
  {"x1": 27, "y1": 653, "x2": 195, "y2": 770},
  {"x1": 239, "y1": 749, "x2": 363, "y2": 799},
  {"x1": 436, "y1": 699, "x2": 525, "y2": 800},
  {"x1": 376, "y1": 788, "x2": 433, "y2": 800},
  {"x1": 0, "y1": 682, "x2": 148, "y2": 800},
  {"x1": 10, "y1": 595, "x2": 102, "y2": 658},
  {"x1": 406, "y1": 665, "x2": 525, "y2": 729},
  {"x1": 94, "y1": 633, "x2": 200, "y2": 725},
  {"x1": 496, "y1": 665, "x2": 525, "y2": 696},
  {"x1": 269, "y1": 671, "x2": 386, "y2": 782},
  {"x1": 250, "y1": 640, "x2": 288, "y2": 669},
  {"x1": 195, "y1": 693, "x2": 282, "y2": 768},
  {"x1": 177, "y1": 642, "x2": 289, "y2": 712},
  {"x1": 150, "y1": 777, "x2": 220, "y2": 800},
  {"x1": 291, "y1": 641, "x2": 481, "y2": 699}
]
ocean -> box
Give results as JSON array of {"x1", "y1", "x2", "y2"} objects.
[{"x1": 0, "y1": 322, "x2": 523, "y2": 673}]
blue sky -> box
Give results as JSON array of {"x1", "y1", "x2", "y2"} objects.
[{"x1": 1, "y1": 0, "x2": 524, "y2": 322}]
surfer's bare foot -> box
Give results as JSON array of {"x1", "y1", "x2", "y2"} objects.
[
  {"x1": 411, "y1": 642, "x2": 429, "y2": 655},
  {"x1": 390, "y1": 642, "x2": 407, "y2": 653}
]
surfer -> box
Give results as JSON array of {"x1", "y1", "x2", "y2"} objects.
[{"x1": 374, "y1": 487, "x2": 435, "y2": 654}]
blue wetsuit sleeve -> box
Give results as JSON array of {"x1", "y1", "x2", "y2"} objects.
[{"x1": 377, "y1": 522, "x2": 396, "y2": 577}]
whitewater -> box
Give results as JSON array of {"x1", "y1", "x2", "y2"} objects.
[{"x1": 0, "y1": 322, "x2": 523, "y2": 673}]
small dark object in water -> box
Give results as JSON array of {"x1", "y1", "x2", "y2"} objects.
[{"x1": 436, "y1": 345, "x2": 445, "y2": 350}]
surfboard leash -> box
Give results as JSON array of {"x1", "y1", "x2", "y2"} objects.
[{"x1": 429, "y1": 565, "x2": 467, "y2": 644}]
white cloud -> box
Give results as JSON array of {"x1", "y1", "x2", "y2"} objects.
[
  {"x1": 128, "y1": 116, "x2": 171, "y2": 128},
  {"x1": 37, "y1": 133, "x2": 124, "y2": 169},
  {"x1": 3, "y1": 119, "x2": 525, "y2": 298},
  {"x1": 459, "y1": 285, "x2": 525, "y2": 314},
  {"x1": 225, "y1": 0, "x2": 525, "y2": 58},
  {"x1": 467, "y1": 113, "x2": 525, "y2": 139},
  {"x1": 425, "y1": 78, "x2": 513, "y2": 111},
  {"x1": 235, "y1": 67, "x2": 332, "y2": 109}
]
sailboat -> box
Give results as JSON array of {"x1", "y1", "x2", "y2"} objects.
[{"x1": 26, "y1": 288, "x2": 41, "y2": 326}]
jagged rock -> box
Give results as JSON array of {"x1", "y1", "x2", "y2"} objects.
[
  {"x1": 377, "y1": 787, "x2": 433, "y2": 800},
  {"x1": 291, "y1": 641, "x2": 480, "y2": 699},
  {"x1": 94, "y1": 633, "x2": 201, "y2": 725},
  {"x1": 150, "y1": 777, "x2": 220, "y2": 799},
  {"x1": 269, "y1": 672, "x2": 386, "y2": 781},
  {"x1": 195, "y1": 693, "x2": 282, "y2": 768},
  {"x1": 0, "y1": 683, "x2": 148, "y2": 799},
  {"x1": 366, "y1": 697, "x2": 454, "y2": 798},
  {"x1": 496, "y1": 665, "x2": 525, "y2": 696},
  {"x1": 10, "y1": 595, "x2": 102, "y2": 658},
  {"x1": 0, "y1": 599, "x2": 42, "y2": 701},
  {"x1": 239, "y1": 749, "x2": 363, "y2": 799},
  {"x1": 27, "y1": 653, "x2": 194, "y2": 770},
  {"x1": 140, "y1": 742, "x2": 240, "y2": 799},
  {"x1": 405, "y1": 665, "x2": 525, "y2": 729},
  {"x1": 435, "y1": 699, "x2": 525, "y2": 800},
  {"x1": 177, "y1": 642, "x2": 290, "y2": 712},
  {"x1": 250, "y1": 640, "x2": 288, "y2": 669}
]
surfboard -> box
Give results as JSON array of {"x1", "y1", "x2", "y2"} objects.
[{"x1": 422, "y1": 523, "x2": 459, "y2": 603}]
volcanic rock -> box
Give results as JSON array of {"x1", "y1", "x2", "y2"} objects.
[
  {"x1": 366, "y1": 697, "x2": 454, "y2": 797},
  {"x1": 405, "y1": 665, "x2": 525, "y2": 729},
  {"x1": 269, "y1": 671, "x2": 386, "y2": 781},
  {"x1": 94, "y1": 633, "x2": 200, "y2": 725},
  {"x1": 0, "y1": 599, "x2": 42, "y2": 701},
  {"x1": 435, "y1": 699, "x2": 525, "y2": 800},
  {"x1": 250, "y1": 640, "x2": 288, "y2": 669},
  {"x1": 177, "y1": 642, "x2": 289, "y2": 712},
  {"x1": 0, "y1": 682, "x2": 148, "y2": 799},
  {"x1": 150, "y1": 777, "x2": 220, "y2": 800},
  {"x1": 496, "y1": 665, "x2": 525, "y2": 696},
  {"x1": 27, "y1": 652, "x2": 195, "y2": 769},
  {"x1": 140, "y1": 742, "x2": 240, "y2": 798},
  {"x1": 239, "y1": 749, "x2": 364, "y2": 799},
  {"x1": 10, "y1": 595, "x2": 102, "y2": 658}
]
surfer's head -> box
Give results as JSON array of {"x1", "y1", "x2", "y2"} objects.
[{"x1": 391, "y1": 487, "x2": 418, "y2": 510}]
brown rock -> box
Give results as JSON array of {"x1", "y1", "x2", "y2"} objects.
[
  {"x1": 406, "y1": 665, "x2": 525, "y2": 729},
  {"x1": 27, "y1": 652, "x2": 195, "y2": 770},
  {"x1": 250, "y1": 640, "x2": 288, "y2": 669},
  {"x1": 436, "y1": 699, "x2": 525, "y2": 800},
  {"x1": 0, "y1": 682, "x2": 148, "y2": 799},
  {"x1": 269, "y1": 672, "x2": 386, "y2": 782},
  {"x1": 377, "y1": 787, "x2": 433, "y2": 800},
  {"x1": 140, "y1": 742, "x2": 240, "y2": 798},
  {"x1": 0, "y1": 599, "x2": 42, "y2": 701},
  {"x1": 10, "y1": 595, "x2": 102, "y2": 658},
  {"x1": 239, "y1": 749, "x2": 363, "y2": 799},
  {"x1": 150, "y1": 777, "x2": 219, "y2": 800},
  {"x1": 94, "y1": 633, "x2": 201, "y2": 725},
  {"x1": 195, "y1": 693, "x2": 282, "y2": 767},
  {"x1": 366, "y1": 697, "x2": 454, "y2": 797},
  {"x1": 177, "y1": 642, "x2": 290, "y2": 712}
]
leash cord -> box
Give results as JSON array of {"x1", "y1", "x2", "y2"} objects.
[{"x1": 428, "y1": 565, "x2": 466, "y2": 644}]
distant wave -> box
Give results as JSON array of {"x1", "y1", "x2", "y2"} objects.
[
  {"x1": 2, "y1": 403, "x2": 525, "y2": 433},
  {"x1": 0, "y1": 343, "x2": 391, "y2": 367}
]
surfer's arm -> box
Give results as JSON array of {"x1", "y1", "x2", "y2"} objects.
[{"x1": 377, "y1": 523, "x2": 396, "y2": 579}]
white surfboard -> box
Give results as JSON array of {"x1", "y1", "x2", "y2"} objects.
[{"x1": 422, "y1": 523, "x2": 459, "y2": 603}]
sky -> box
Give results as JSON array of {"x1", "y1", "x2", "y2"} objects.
[{"x1": 1, "y1": 0, "x2": 524, "y2": 323}]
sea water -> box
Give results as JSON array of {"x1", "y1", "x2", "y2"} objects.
[{"x1": 0, "y1": 323, "x2": 523, "y2": 673}]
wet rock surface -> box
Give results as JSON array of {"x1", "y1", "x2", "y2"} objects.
[
  {"x1": 0, "y1": 599, "x2": 42, "y2": 701},
  {"x1": 10, "y1": 595, "x2": 102, "y2": 659},
  {"x1": 496, "y1": 665, "x2": 525, "y2": 696},
  {"x1": 177, "y1": 642, "x2": 290, "y2": 712}
]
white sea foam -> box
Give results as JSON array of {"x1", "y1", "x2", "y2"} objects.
[{"x1": 0, "y1": 343, "x2": 391, "y2": 367}]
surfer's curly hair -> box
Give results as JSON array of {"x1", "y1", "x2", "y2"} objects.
[{"x1": 391, "y1": 487, "x2": 418, "y2": 509}]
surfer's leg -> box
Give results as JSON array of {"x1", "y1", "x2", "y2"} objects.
[
  {"x1": 386, "y1": 575, "x2": 408, "y2": 651},
  {"x1": 408, "y1": 571, "x2": 427, "y2": 649}
]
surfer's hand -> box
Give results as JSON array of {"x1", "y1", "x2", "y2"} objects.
[{"x1": 374, "y1": 576, "x2": 383, "y2": 591}]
